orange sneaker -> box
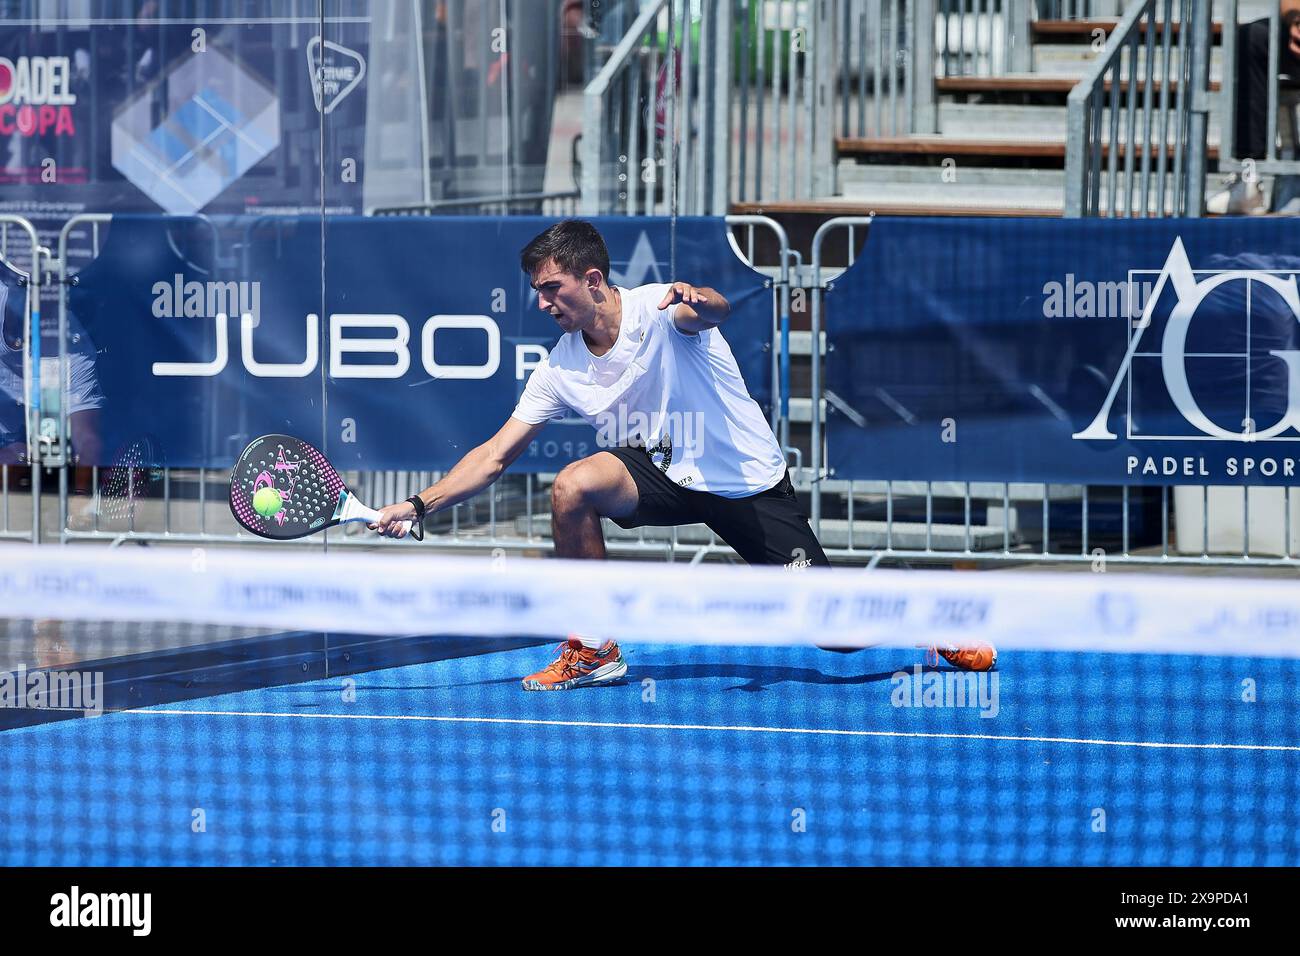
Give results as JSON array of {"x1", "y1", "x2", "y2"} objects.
[
  {"x1": 521, "y1": 638, "x2": 628, "y2": 691},
  {"x1": 928, "y1": 643, "x2": 998, "y2": 672}
]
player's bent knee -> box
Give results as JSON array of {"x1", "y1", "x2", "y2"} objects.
[
  {"x1": 550, "y1": 467, "x2": 583, "y2": 513},
  {"x1": 551, "y1": 454, "x2": 634, "y2": 516},
  {"x1": 551, "y1": 460, "x2": 605, "y2": 513}
]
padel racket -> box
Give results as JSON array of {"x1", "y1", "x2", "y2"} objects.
[
  {"x1": 97, "y1": 434, "x2": 165, "y2": 527},
  {"x1": 229, "y1": 434, "x2": 421, "y2": 541}
]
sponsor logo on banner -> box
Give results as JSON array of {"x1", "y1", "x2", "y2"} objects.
[
  {"x1": 1074, "y1": 238, "x2": 1300, "y2": 479},
  {"x1": 0, "y1": 55, "x2": 77, "y2": 136},
  {"x1": 307, "y1": 37, "x2": 366, "y2": 114},
  {"x1": 111, "y1": 48, "x2": 280, "y2": 215},
  {"x1": 154, "y1": 230, "x2": 675, "y2": 383},
  {"x1": 1094, "y1": 592, "x2": 1139, "y2": 635},
  {"x1": 1194, "y1": 602, "x2": 1300, "y2": 636},
  {"x1": 150, "y1": 306, "x2": 505, "y2": 380}
]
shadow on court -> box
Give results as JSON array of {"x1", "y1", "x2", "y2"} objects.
[
  {"x1": 636, "y1": 663, "x2": 899, "y2": 692},
  {"x1": 275, "y1": 663, "x2": 899, "y2": 694}
]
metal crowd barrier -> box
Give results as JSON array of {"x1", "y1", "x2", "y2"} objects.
[
  {"x1": 41, "y1": 208, "x2": 1300, "y2": 567},
  {"x1": 0, "y1": 215, "x2": 45, "y2": 544},
  {"x1": 806, "y1": 215, "x2": 1300, "y2": 568}
]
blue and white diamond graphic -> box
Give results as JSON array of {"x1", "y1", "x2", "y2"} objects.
[{"x1": 111, "y1": 47, "x2": 280, "y2": 215}]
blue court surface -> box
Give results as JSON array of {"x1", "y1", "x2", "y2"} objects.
[{"x1": 2, "y1": 640, "x2": 1298, "y2": 866}]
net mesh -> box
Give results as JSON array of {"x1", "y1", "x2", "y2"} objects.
[{"x1": 1, "y1": 544, "x2": 1298, "y2": 866}]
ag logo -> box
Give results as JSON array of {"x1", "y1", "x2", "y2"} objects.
[{"x1": 1074, "y1": 238, "x2": 1300, "y2": 443}]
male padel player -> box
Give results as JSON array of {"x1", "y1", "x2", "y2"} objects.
[{"x1": 373, "y1": 221, "x2": 995, "y2": 688}]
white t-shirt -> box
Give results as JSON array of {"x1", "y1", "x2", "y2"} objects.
[{"x1": 511, "y1": 283, "x2": 786, "y2": 498}]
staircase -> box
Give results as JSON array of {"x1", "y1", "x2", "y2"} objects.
[{"x1": 733, "y1": 4, "x2": 1262, "y2": 219}]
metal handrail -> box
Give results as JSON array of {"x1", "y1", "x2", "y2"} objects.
[
  {"x1": 581, "y1": 0, "x2": 670, "y2": 214},
  {"x1": 1064, "y1": 0, "x2": 1151, "y2": 216},
  {"x1": 1065, "y1": 0, "x2": 1212, "y2": 217}
]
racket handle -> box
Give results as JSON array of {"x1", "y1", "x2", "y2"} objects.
[{"x1": 354, "y1": 503, "x2": 417, "y2": 539}]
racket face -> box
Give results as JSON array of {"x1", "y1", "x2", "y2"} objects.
[
  {"x1": 98, "y1": 435, "x2": 165, "y2": 525},
  {"x1": 229, "y1": 434, "x2": 348, "y2": 540}
]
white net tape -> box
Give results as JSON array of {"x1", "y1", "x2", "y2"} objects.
[{"x1": 3, "y1": 545, "x2": 1299, "y2": 657}]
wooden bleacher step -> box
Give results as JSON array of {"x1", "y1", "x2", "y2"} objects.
[
  {"x1": 936, "y1": 75, "x2": 1222, "y2": 97},
  {"x1": 837, "y1": 136, "x2": 1221, "y2": 163},
  {"x1": 1032, "y1": 18, "x2": 1224, "y2": 42}
]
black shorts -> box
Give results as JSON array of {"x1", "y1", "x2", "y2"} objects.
[{"x1": 604, "y1": 446, "x2": 831, "y2": 569}]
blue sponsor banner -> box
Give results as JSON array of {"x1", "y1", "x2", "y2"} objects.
[
  {"x1": 65, "y1": 215, "x2": 772, "y2": 470},
  {"x1": 825, "y1": 217, "x2": 1300, "y2": 486}
]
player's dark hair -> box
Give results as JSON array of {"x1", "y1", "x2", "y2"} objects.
[{"x1": 520, "y1": 220, "x2": 611, "y2": 284}]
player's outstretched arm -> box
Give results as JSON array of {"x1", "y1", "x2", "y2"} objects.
[
  {"x1": 371, "y1": 417, "x2": 546, "y2": 537},
  {"x1": 659, "y1": 281, "x2": 730, "y2": 333}
]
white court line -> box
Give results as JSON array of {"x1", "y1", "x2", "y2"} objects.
[{"x1": 122, "y1": 708, "x2": 1300, "y2": 753}]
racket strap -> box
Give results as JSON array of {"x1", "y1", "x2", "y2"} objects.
[{"x1": 405, "y1": 495, "x2": 427, "y2": 542}]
